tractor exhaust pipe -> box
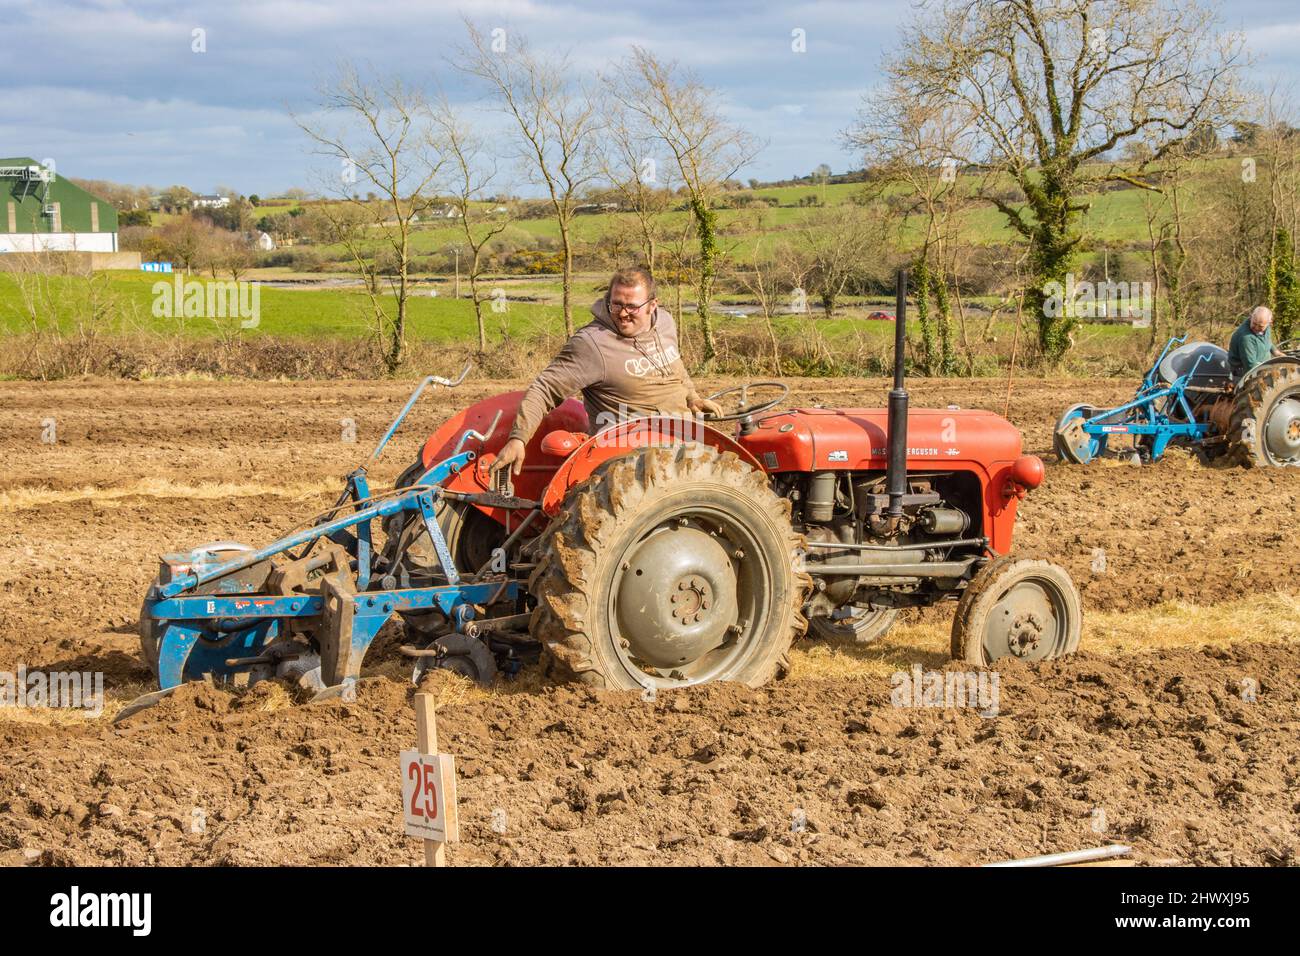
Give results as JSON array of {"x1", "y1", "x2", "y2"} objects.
[{"x1": 886, "y1": 268, "x2": 909, "y2": 520}]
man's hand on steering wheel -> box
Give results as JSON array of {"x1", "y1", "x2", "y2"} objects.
[
  {"x1": 701, "y1": 381, "x2": 790, "y2": 421},
  {"x1": 688, "y1": 395, "x2": 725, "y2": 418}
]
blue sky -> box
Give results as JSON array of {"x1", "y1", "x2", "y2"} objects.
[{"x1": 1, "y1": 0, "x2": 1297, "y2": 195}]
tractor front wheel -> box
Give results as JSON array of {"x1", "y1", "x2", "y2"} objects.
[
  {"x1": 530, "y1": 444, "x2": 811, "y2": 691},
  {"x1": 951, "y1": 556, "x2": 1082, "y2": 666}
]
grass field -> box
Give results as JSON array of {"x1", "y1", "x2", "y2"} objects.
[
  {"x1": 0, "y1": 270, "x2": 567, "y2": 343},
  {"x1": 0, "y1": 267, "x2": 1158, "y2": 380}
]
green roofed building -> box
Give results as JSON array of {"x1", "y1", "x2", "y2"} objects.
[{"x1": 1, "y1": 158, "x2": 119, "y2": 253}]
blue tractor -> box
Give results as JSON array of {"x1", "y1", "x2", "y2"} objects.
[{"x1": 1055, "y1": 335, "x2": 1300, "y2": 467}]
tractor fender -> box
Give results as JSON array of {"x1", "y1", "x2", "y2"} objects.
[
  {"x1": 1236, "y1": 354, "x2": 1300, "y2": 393},
  {"x1": 538, "y1": 417, "x2": 764, "y2": 516}
]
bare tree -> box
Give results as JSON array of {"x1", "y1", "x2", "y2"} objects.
[
  {"x1": 605, "y1": 47, "x2": 760, "y2": 365},
  {"x1": 1136, "y1": 140, "x2": 1200, "y2": 345},
  {"x1": 1200, "y1": 159, "x2": 1268, "y2": 332},
  {"x1": 156, "y1": 215, "x2": 216, "y2": 275},
  {"x1": 791, "y1": 205, "x2": 892, "y2": 318},
  {"x1": 850, "y1": 85, "x2": 983, "y2": 374},
  {"x1": 597, "y1": 103, "x2": 678, "y2": 271},
  {"x1": 457, "y1": 21, "x2": 601, "y2": 336},
  {"x1": 432, "y1": 97, "x2": 517, "y2": 352},
  {"x1": 663, "y1": 215, "x2": 696, "y2": 327},
  {"x1": 851, "y1": 0, "x2": 1245, "y2": 363},
  {"x1": 294, "y1": 62, "x2": 447, "y2": 373},
  {"x1": 733, "y1": 239, "x2": 789, "y2": 372},
  {"x1": 203, "y1": 229, "x2": 254, "y2": 282},
  {"x1": 1260, "y1": 88, "x2": 1299, "y2": 257},
  {"x1": 1253, "y1": 87, "x2": 1300, "y2": 333}
]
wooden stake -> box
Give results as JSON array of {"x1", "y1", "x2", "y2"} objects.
[
  {"x1": 1004, "y1": 239, "x2": 1034, "y2": 421},
  {"x1": 413, "y1": 692, "x2": 446, "y2": 867},
  {"x1": 1004, "y1": 287, "x2": 1023, "y2": 421}
]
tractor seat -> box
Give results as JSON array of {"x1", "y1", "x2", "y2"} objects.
[{"x1": 1158, "y1": 342, "x2": 1231, "y2": 389}]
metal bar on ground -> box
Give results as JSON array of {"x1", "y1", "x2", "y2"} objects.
[{"x1": 983, "y1": 845, "x2": 1133, "y2": 867}]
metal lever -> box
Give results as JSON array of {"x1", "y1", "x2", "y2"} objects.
[
  {"x1": 363, "y1": 363, "x2": 474, "y2": 472},
  {"x1": 453, "y1": 409, "x2": 503, "y2": 456}
]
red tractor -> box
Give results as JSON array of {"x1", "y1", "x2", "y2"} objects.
[
  {"x1": 385, "y1": 274, "x2": 1080, "y2": 690},
  {"x1": 135, "y1": 273, "x2": 1080, "y2": 708}
]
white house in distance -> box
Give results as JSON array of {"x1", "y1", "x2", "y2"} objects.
[
  {"x1": 192, "y1": 194, "x2": 230, "y2": 210},
  {"x1": 0, "y1": 157, "x2": 119, "y2": 252}
]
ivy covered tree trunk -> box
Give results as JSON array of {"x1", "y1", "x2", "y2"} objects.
[
  {"x1": 690, "y1": 197, "x2": 719, "y2": 365},
  {"x1": 1270, "y1": 228, "x2": 1300, "y2": 342},
  {"x1": 929, "y1": 265, "x2": 955, "y2": 376},
  {"x1": 912, "y1": 255, "x2": 935, "y2": 375},
  {"x1": 1157, "y1": 243, "x2": 1185, "y2": 348},
  {"x1": 1022, "y1": 164, "x2": 1082, "y2": 365}
]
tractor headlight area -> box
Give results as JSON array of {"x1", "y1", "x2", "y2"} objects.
[{"x1": 1005, "y1": 454, "x2": 1045, "y2": 500}]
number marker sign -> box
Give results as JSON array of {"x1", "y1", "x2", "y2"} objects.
[{"x1": 400, "y1": 750, "x2": 459, "y2": 843}]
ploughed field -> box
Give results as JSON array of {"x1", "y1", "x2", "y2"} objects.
[{"x1": 0, "y1": 377, "x2": 1296, "y2": 866}]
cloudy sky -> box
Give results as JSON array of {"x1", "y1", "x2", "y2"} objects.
[{"x1": 1, "y1": 0, "x2": 1297, "y2": 196}]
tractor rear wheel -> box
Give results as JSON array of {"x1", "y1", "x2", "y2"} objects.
[
  {"x1": 951, "y1": 556, "x2": 1082, "y2": 666},
  {"x1": 1227, "y1": 363, "x2": 1300, "y2": 467},
  {"x1": 530, "y1": 444, "x2": 811, "y2": 691}
]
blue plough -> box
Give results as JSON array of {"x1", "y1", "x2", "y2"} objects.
[
  {"x1": 123, "y1": 365, "x2": 521, "y2": 720},
  {"x1": 1054, "y1": 336, "x2": 1232, "y2": 464}
]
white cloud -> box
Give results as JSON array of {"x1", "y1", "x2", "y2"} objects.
[{"x1": 1, "y1": 0, "x2": 1290, "y2": 191}]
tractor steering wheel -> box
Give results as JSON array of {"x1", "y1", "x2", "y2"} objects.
[{"x1": 702, "y1": 382, "x2": 790, "y2": 422}]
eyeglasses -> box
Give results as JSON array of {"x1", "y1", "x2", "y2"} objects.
[{"x1": 609, "y1": 296, "x2": 654, "y2": 315}]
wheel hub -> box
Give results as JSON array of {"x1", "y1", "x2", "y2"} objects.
[
  {"x1": 615, "y1": 525, "x2": 738, "y2": 670},
  {"x1": 985, "y1": 581, "x2": 1062, "y2": 662},
  {"x1": 670, "y1": 574, "x2": 714, "y2": 625},
  {"x1": 1264, "y1": 397, "x2": 1300, "y2": 462},
  {"x1": 1007, "y1": 611, "x2": 1044, "y2": 657}
]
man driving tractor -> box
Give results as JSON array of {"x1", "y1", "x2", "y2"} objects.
[
  {"x1": 1228, "y1": 305, "x2": 1283, "y2": 378},
  {"x1": 491, "y1": 267, "x2": 722, "y2": 476}
]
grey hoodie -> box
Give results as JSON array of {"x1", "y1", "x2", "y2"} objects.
[{"x1": 508, "y1": 299, "x2": 701, "y2": 443}]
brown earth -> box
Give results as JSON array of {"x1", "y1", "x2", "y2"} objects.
[{"x1": 1, "y1": 376, "x2": 1297, "y2": 866}]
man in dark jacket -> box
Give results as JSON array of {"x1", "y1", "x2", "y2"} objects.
[{"x1": 491, "y1": 267, "x2": 721, "y2": 476}]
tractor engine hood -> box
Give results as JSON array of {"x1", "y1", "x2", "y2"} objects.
[{"x1": 739, "y1": 407, "x2": 1024, "y2": 474}]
